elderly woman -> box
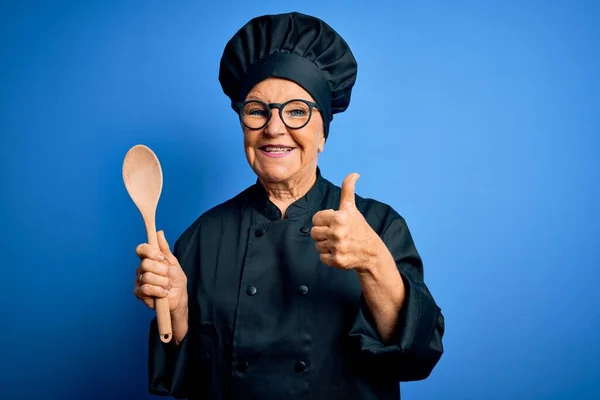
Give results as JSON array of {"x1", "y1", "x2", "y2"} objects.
[{"x1": 134, "y1": 11, "x2": 444, "y2": 400}]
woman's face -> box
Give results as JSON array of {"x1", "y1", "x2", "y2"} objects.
[{"x1": 242, "y1": 77, "x2": 325, "y2": 186}]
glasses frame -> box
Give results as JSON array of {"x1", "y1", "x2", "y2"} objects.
[{"x1": 234, "y1": 98, "x2": 320, "y2": 130}]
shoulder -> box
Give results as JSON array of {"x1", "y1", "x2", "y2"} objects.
[
  {"x1": 321, "y1": 175, "x2": 407, "y2": 232},
  {"x1": 322, "y1": 178, "x2": 419, "y2": 255},
  {"x1": 173, "y1": 184, "x2": 254, "y2": 257},
  {"x1": 355, "y1": 194, "x2": 409, "y2": 237}
]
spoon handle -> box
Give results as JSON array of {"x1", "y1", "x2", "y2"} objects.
[{"x1": 146, "y1": 216, "x2": 173, "y2": 343}]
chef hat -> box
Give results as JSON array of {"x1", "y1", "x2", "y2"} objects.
[{"x1": 218, "y1": 12, "x2": 358, "y2": 139}]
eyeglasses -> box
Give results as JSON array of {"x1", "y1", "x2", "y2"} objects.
[{"x1": 234, "y1": 99, "x2": 320, "y2": 130}]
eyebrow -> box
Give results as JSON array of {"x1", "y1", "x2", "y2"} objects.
[
  {"x1": 245, "y1": 95, "x2": 315, "y2": 103},
  {"x1": 246, "y1": 95, "x2": 263, "y2": 101}
]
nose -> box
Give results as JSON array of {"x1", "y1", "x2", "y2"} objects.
[{"x1": 263, "y1": 107, "x2": 285, "y2": 137}]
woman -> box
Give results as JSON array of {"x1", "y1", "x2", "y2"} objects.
[{"x1": 134, "y1": 12, "x2": 444, "y2": 400}]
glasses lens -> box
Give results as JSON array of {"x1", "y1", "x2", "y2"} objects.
[
  {"x1": 282, "y1": 101, "x2": 311, "y2": 128},
  {"x1": 241, "y1": 101, "x2": 269, "y2": 129}
]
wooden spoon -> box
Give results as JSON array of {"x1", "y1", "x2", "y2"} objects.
[{"x1": 122, "y1": 144, "x2": 172, "y2": 343}]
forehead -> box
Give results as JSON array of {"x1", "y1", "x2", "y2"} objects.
[{"x1": 246, "y1": 77, "x2": 315, "y2": 102}]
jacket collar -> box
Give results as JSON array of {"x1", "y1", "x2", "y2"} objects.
[{"x1": 250, "y1": 167, "x2": 328, "y2": 220}]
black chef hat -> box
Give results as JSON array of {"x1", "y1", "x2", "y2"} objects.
[{"x1": 218, "y1": 12, "x2": 358, "y2": 139}]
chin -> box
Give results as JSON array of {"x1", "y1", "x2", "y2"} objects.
[{"x1": 255, "y1": 165, "x2": 297, "y2": 183}]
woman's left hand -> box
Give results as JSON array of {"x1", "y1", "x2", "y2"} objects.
[{"x1": 311, "y1": 173, "x2": 384, "y2": 272}]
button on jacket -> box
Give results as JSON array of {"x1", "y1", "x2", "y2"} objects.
[{"x1": 148, "y1": 170, "x2": 444, "y2": 399}]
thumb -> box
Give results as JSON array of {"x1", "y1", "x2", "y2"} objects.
[
  {"x1": 157, "y1": 230, "x2": 177, "y2": 264},
  {"x1": 339, "y1": 173, "x2": 360, "y2": 210}
]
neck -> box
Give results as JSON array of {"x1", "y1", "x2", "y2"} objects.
[{"x1": 259, "y1": 166, "x2": 318, "y2": 218}]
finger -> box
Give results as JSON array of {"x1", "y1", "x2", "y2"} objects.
[
  {"x1": 139, "y1": 258, "x2": 169, "y2": 277},
  {"x1": 133, "y1": 279, "x2": 160, "y2": 310},
  {"x1": 319, "y1": 252, "x2": 336, "y2": 267},
  {"x1": 136, "y1": 243, "x2": 165, "y2": 262},
  {"x1": 157, "y1": 230, "x2": 178, "y2": 264},
  {"x1": 133, "y1": 284, "x2": 156, "y2": 310},
  {"x1": 339, "y1": 173, "x2": 360, "y2": 210},
  {"x1": 139, "y1": 271, "x2": 171, "y2": 290},
  {"x1": 312, "y1": 209, "x2": 336, "y2": 227},
  {"x1": 142, "y1": 298, "x2": 155, "y2": 310},
  {"x1": 314, "y1": 240, "x2": 331, "y2": 254},
  {"x1": 133, "y1": 280, "x2": 163, "y2": 303},
  {"x1": 137, "y1": 283, "x2": 169, "y2": 299},
  {"x1": 310, "y1": 226, "x2": 329, "y2": 241}
]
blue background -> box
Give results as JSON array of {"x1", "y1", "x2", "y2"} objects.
[{"x1": 2, "y1": 1, "x2": 599, "y2": 399}]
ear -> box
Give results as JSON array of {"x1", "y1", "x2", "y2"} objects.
[{"x1": 317, "y1": 134, "x2": 326, "y2": 153}]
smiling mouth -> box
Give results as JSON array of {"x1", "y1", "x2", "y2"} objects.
[{"x1": 259, "y1": 146, "x2": 294, "y2": 153}]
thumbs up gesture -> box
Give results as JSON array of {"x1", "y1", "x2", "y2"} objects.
[{"x1": 311, "y1": 173, "x2": 383, "y2": 272}]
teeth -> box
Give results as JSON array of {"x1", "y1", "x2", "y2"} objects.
[{"x1": 264, "y1": 147, "x2": 291, "y2": 153}]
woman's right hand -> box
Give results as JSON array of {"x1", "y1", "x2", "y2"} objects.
[{"x1": 134, "y1": 230, "x2": 188, "y2": 316}]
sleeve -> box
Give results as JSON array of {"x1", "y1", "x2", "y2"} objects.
[
  {"x1": 147, "y1": 236, "x2": 196, "y2": 399},
  {"x1": 148, "y1": 316, "x2": 194, "y2": 398},
  {"x1": 347, "y1": 214, "x2": 445, "y2": 382}
]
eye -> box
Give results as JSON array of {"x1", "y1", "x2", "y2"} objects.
[
  {"x1": 247, "y1": 108, "x2": 267, "y2": 116},
  {"x1": 243, "y1": 101, "x2": 268, "y2": 118},
  {"x1": 287, "y1": 108, "x2": 307, "y2": 117},
  {"x1": 284, "y1": 101, "x2": 310, "y2": 118}
]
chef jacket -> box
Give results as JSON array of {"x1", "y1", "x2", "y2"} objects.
[{"x1": 147, "y1": 168, "x2": 444, "y2": 399}]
